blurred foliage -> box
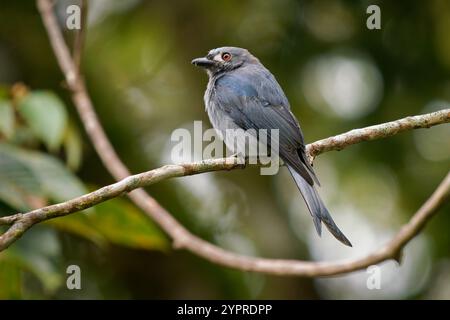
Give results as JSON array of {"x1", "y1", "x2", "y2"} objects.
[
  {"x1": 47, "y1": 196, "x2": 169, "y2": 251},
  {"x1": 0, "y1": 0, "x2": 449, "y2": 299},
  {"x1": 0, "y1": 84, "x2": 167, "y2": 298}
]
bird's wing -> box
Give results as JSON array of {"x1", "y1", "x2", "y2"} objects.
[{"x1": 214, "y1": 68, "x2": 319, "y2": 185}]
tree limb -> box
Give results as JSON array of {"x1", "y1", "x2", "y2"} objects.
[
  {"x1": 1, "y1": 108, "x2": 449, "y2": 275},
  {"x1": 4, "y1": 0, "x2": 445, "y2": 277},
  {"x1": 307, "y1": 110, "x2": 450, "y2": 161}
]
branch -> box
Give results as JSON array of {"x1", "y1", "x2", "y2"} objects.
[
  {"x1": 2, "y1": 112, "x2": 449, "y2": 275},
  {"x1": 0, "y1": 157, "x2": 243, "y2": 250},
  {"x1": 0, "y1": 163, "x2": 448, "y2": 277},
  {"x1": 307, "y1": 110, "x2": 450, "y2": 161},
  {"x1": 7, "y1": 0, "x2": 445, "y2": 277}
]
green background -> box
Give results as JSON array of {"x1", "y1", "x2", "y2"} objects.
[{"x1": 0, "y1": 0, "x2": 449, "y2": 299}]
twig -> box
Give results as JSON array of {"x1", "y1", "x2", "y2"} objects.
[
  {"x1": 12, "y1": 0, "x2": 447, "y2": 277},
  {"x1": 0, "y1": 213, "x2": 23, "y2": 226},
  {"x1": 307, "y1": 110, "x2": 450, "y2": 161}
]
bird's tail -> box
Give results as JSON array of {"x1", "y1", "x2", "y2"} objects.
[{"x1": 287, "y1": 165, "x2": 352, "y2": 247}]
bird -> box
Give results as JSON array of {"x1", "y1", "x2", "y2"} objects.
[{"x1": 192, "y1": 47, "x2": 352, "y2": 247}]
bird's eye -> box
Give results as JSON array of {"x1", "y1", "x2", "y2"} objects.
[{"x1": 221, "y1": 52, "x2": 232, "y2": 62}]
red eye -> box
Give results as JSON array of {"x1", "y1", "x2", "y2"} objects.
[{"x1": 222, "y1": 52, "x2": 232, "y2": 61}]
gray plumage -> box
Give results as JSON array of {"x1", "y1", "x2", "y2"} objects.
[{"x1": 192, "y1": 47, "x2": 351, "y2": 247}]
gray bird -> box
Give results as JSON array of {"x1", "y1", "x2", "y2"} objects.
[{"x1": 192, "y1": 47, "x2": 352, "y2": 246}]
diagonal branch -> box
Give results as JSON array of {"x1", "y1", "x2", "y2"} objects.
[
  {"x1": 0, "y1": 159, "x2": 448, "y2": 277},
  {"x1": 0, "y1": 157, "x2": 243, "y2": 250},
  {"x1": 307, "y1": 110, "x2": 450, "y2": 160},
  {"x1": 1, "y1": 110, "x2": 449, "y2": 275},
  {"x1": 6, "y1": 0, "x2": 445, "y2": 277}
]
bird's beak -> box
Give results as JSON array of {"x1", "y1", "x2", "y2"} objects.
[{"x1": 191, "y1": 57, "x2": 215, "y2": 68}]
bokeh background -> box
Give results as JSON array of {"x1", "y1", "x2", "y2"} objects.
[{"x1": 0, "y1": 0, "x2": 449, "y2": 299}]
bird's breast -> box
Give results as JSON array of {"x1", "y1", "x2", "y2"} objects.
[
  {"x1": 204, "y1": 80, "x2": 261, "y2": 156},
  {"x1": 205, "y1": 91, "x2": 239, "y2": 139}
]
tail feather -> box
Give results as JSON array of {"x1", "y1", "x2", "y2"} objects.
[{"x1": 287, "y1": 165, "x2": 352, "y2": 247}]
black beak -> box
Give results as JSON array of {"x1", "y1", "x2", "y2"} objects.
[{"x1": 191, "y1": 57, "x2": 215, "y2": 68}]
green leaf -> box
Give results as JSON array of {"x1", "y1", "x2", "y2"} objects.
[
  {"x1": 0, "y1": 146, "x2": 42, "y2": 211},
  {"x1": 63, "y1": 121, "x2": 83, "y2": 170},
  {"x1": 90, "y1": 198, "x2": 169, "y2": 251},
  {"x1": 0, "y1": 143, "x2": 167, "y2": 252},
  {"x1": 22, "y1": 152, "x2": 87, "y2": 203},
  {"x1": 0, "y1": 99, "x2": 15, "y2": 139},
  {"x1": 0, "y1": 143, "x2": 87, "y2": 203},
  {"x1": 44, "y1": 213, "x2": 106, "y2": 247},
  {"x1": 44, "y1": 196, "x2": 168, "y2": 252},
  {"x1": 18, "y1": 91, "x2": 68, "y2": 151}
]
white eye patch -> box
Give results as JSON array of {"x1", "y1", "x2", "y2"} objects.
[{"x1": 213, "y1": 53, "x2": 223, "y2": 62}]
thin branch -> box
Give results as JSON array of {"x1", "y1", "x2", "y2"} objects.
[
  {"x1": 0, "y1": 157, "x2": 243, "y2": 251},
  {"x1": 307, "y1": 110, "x2": 450, "y2": 161},
  {"x1": 0, "y1": 213, "x2": 23, "y2": 226},
  {"x1": 1, "y1": 113, "x2": 449, "y2": 275},
  {"x1": 15, "y1": 0, "x2": 448, "y2": 277}
]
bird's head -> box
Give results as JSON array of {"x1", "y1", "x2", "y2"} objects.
[{"x1": 192, "y1": 47, "x2": 259, "y2": 76}]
